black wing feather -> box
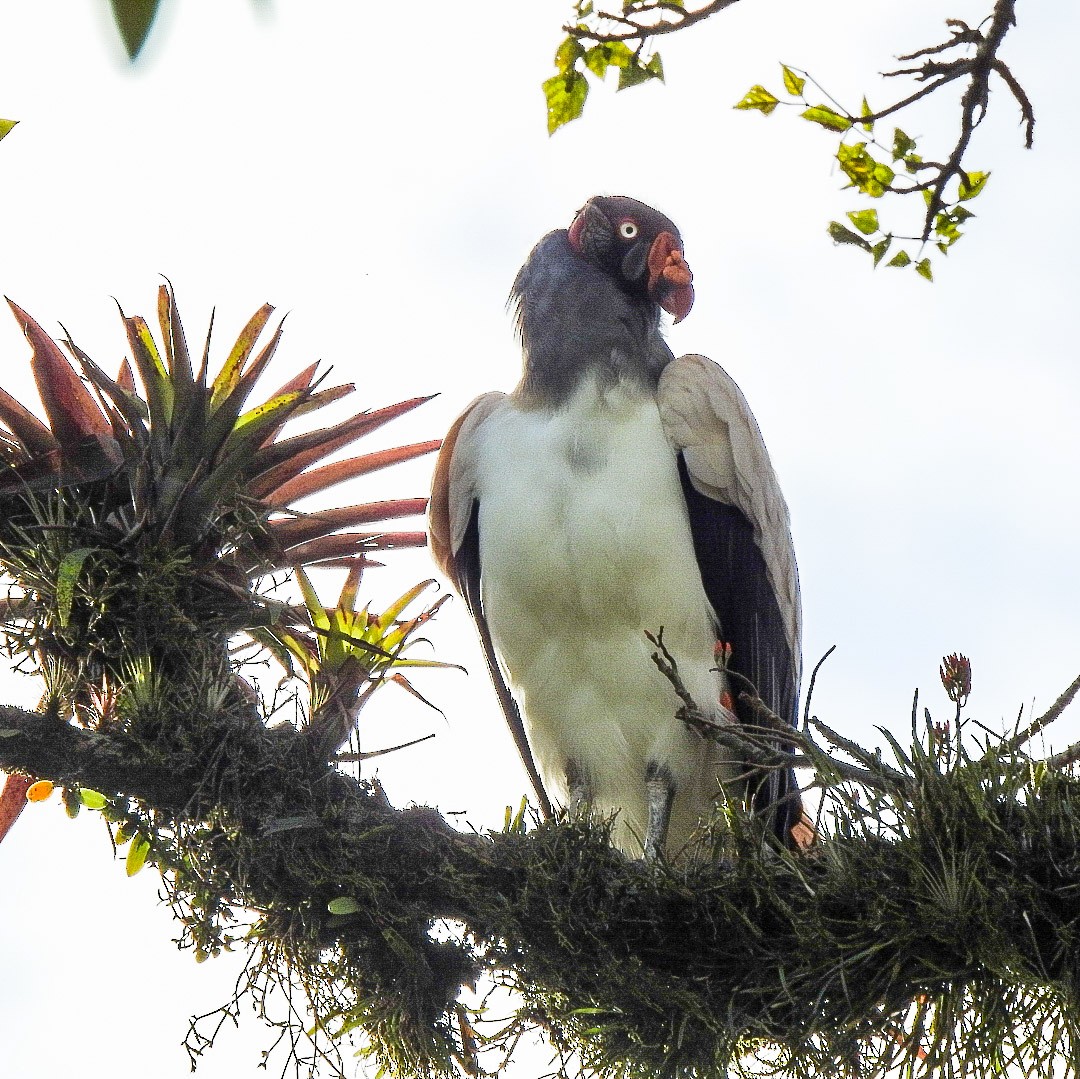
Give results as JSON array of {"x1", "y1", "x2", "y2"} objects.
[
  {"x1": 677, "y1": 454, "x2": 803, "y2": 846},
  {"x1": 455, "y1": 502, "x2": 554, "y2": 818}
]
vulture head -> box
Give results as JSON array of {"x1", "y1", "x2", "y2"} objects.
[{"x1": 567, "y1": 195, "x2": 695, "y2": 323}]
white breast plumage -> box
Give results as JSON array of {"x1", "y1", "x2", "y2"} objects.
[{"x1": 470, "y1": 375, "x2": 732, "y2": 852}]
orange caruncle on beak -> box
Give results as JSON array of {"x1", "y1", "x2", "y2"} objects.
[{"x1": 647, "y1": 231, "x2": 694, "y2": 323}]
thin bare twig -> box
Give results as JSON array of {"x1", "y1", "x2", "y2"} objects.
[
  {"x1": 647, "y1": 629, "x2": 909, "y2": 794},
  {"x1": 335, "y1": 732, "x2": 436, "y2": 762},
  {"x1": 564, "y1": 0, "x2": 741, "y2": 45},
  {"x1": 568, "y1": 0, "x2": 1030, "y2": 249},
  {"x1": 880, "y1": 0, "x2": 1028, "y2": 240},
  {"x1": 803, "y1": 644, "x2": 837, "y2": 730}
]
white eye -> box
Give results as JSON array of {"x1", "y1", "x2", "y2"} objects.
[{"x1": 618, "y1": 220, "x2": 639, "y2": 240}]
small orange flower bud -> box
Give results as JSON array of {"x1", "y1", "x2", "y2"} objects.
[{"x1": 25, "y1": 779, "x2": 55, "y2": 803}]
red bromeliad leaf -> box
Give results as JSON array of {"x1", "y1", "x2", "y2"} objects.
[
  {"x1": 0, "y1": 773, "x2": 33, "y2": 846},
  {"x1": 278, "y1": 534, "x2": 387, "y2": 567},
  {"x1": 389, "y1": 672, "x2": 449, "y2": 718},
  {"x1": 262, "y1": 361, "x2": 320, "y2": 406},
  {"x1": 265, "y1": 440, "x2": 442, "y2": 507},
  {"x1": 361, "y1": 531, "x2": 427, "y2": 549},
  {"x1": 267, "y1": 531, "x2": 425, "y2": 570},
  {"x1": 249, "y1": 396, "x2": 435, "y2": 494},
  {"x1": 270, "y1": 384, "x2": 355, "y2": 429},
  {"x1": 7, "y1": 300, "x2": 110, "y2": 448},
  {"x1": 269, "y1": 498, "x2": 428, "y2": 549},
  {"x1": 117, "y1": 358, "x2": 136, "y2": 393},
  {"x1": 0, "y1": 384, "x2": 59, "y2": 457}
]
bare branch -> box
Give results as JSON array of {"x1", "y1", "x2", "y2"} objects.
[
  {"x1": 802, "y1": 644, "x2": 837, "y2": 729},
  {"x1": 564, "y1": 0, "x2": 741, "y2": 45},
  {"x1": 894, "y1": 0, "x2": 1026, "y2": 240},
  {"x1": 648, "y1": 629, "x2": 909, "y2": 793}
]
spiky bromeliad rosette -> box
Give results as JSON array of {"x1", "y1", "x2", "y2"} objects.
[{"x1": 0, "y1": 285, "x2": 448, "y2": 812}]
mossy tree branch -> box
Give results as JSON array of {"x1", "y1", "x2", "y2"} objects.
[
  {"x1": 3, "y1": 292, "x2": 1079, "y2": 1078},
  {"x1": 5, "y1": 670, "x2": 1080, "y2": 1079}
]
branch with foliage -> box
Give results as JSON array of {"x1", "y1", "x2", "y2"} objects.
[
  {"x1": 551, "y1": 0, "x2": 1031, "y2": 276},
  {"x1": 3, "y1": 291, "x2": 1080, "y2": 1079}
]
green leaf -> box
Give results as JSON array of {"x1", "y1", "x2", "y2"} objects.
[
  {"x1": 871, "y1": 236, "x2": 892, "y2": 267},
  {"x1": 847, "y1": 209, "x2": 879, "y2": 235},
  {"x1": 110, "y1": 0, "x2": 162, "y2": 60},
  {"x1": 801, "y1": 105, "x2": 851, "y2": 132},
  {"x1": 887, "y1": 250, "x2": 912, "y2": 268},
  {"x1": 892, "y1": 128, "x2": 916, "y2": 161},
  {"x1": 934, "y1": 213, "x2": 962, "y2": 247},
  {"x1": 958, "y1": 171, "x2": 989, "y2": 200},
  {"x1": 504, "y1": 796, "x2": 530, "y2": 834},
  {"x1": 328, "y1": 897, "x2": 362, "y2": 916},
  {"x1": 543, "y1": 71, "x2": 589, "y2": 134},
  {"x1": 63, "y1": 788, "x2": 81, "y2": 819},
  {"x1": 554, "y1": 35, "x2": 585, "y2": 75},
  {"x1": 575, "y1": 0, "x2": 594, "y2": 14},
  {"x1": 126, "y1": 835, "x2": 151, "y2": 876},
  {"x1": 915, "y1": 258, "x2": 934, "y2": 281},
  {"x1": 860, "y1": 96, "x2": 874, "y2": 132},
  {"x1": 645, "y1": 52, "x2": 664, "y2": 81},
  {"x1": 79, "y1": 789, "x2": 108, "y2": 810},
  {"x1": 618, "y1": 56, "x2": 661, "y2": 91},
  {"x1": 56, "y1": 547, "x2": 95, "y2": 629},
  {"x1": 872, "y1": 160, "x2": 896, "y2": 189},
  {"x1": 295, "y1": 566, "x2": 331, "y2": 634},
  {"x1": 734, "y1": 85, "x2": 780, "y2": 115},
  {"x1": 827, "y1": 221, "x2": 871, "y2": 250},
  {"x1": 781, "y1": 65, "x2": 805, "y2": 97},
  {"x1": 209, "y1": 303, "x2": 275, "y2": 411},
  {"x1": 0, "y1": 119, "x2": 18, "y2": 142},
  {"x1": 836, "y1": 142, "x2": 893, "y2": 197},
  {"x1": 584, "y1": 41, "x2": 633, "y2": 78}
]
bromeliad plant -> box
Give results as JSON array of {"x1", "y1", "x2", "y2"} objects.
[
  {"x1": 267, "y1": 566, "x2": 460, "y2": 758},
  {"x1": 0, "y1": 284, "x2": 443, "y2": 835}
]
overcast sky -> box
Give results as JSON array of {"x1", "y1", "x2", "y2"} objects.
[{"x1": 1, "y1": 1, "x2": 1077, "y2": 1076}]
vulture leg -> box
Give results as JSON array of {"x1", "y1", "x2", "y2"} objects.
[
  {"x1": 644, "y1": 761, "x2": 675, "y2": 860},
  {"x1": 565, "y1": 759, "x2": 591, "y2": 817}
]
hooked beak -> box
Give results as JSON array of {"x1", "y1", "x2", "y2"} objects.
[{"x1": 647, "y1": 231, "x2": 694, "y2": 323}]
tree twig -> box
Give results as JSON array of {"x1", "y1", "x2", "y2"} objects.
[
  {"x1": 647, "y1": 630, "x2": 910, "y2": 793},
  {"x1": 563, "y1": 0, "x2": 742, "y2": 44},
  {"x1": 802, "y1": 644, "x2": 836, "y2": 730}
]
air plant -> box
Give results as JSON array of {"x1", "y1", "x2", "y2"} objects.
[
  {"x1": 0, "y1": 284, "x2": 442, "y2": 835},
  {"x1": 266, "y1": 565, "x2": 461, "y2": 758}
]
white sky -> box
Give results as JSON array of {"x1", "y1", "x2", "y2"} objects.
[{"x1": 1, "y1": 1, "x2": 1077, "y2": 1076}]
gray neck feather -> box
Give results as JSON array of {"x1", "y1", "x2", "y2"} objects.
[{"x1": 509, "y1": 230, "x2": 674, "y2": 407}]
